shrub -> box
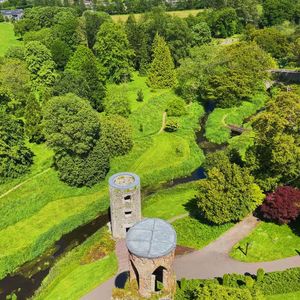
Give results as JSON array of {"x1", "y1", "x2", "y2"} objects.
[
  {"x1": 260, "y1": 186, "x2": 300, "y2": 224},
  {"x1": 256, "y1": 268, "x2": 265, "y2": 282},
  {"x1": 136, "y1": 89, "x2": 144, "y2": 102},
  {"x1": 166, "y1": 98, "x2": 187, "y2": 117},
  {"x1": 165, "y1": 118, "x2": 179, "y2": 132}
]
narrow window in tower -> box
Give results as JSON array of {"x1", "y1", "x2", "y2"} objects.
[
  {"x1": 124, "y1": 195, "x2": 131, "y2": 202},
  {"x1": 125, "y1": 211, "x2": 132, "y2": 217}
]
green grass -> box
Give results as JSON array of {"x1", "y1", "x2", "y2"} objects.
[
  {"x1": 142, "y1": 182, "x2": 198, "y2": 220},
  {"x1": 205, "y1": 93, "x2": 268, "y2": 144},
  {"x1": 0, "y1": 22, "x2": 21, "y2": 57},
  {"x1": 111, "y1": 9, "x2": 204, "y2": 22},
  {"x1": 230, "y1": 221, "x2": 300, "y2": 262},
  {"x1": 173, "y1": 216, "x2": 233, "y2": 249},
  {"x1": 267, "y1": 291, "x2": 300, "y2": 300},
  {"x1": 34, "y1": 228, "x2": 117, "y2": 300},
  {"x1": 0, "y1": 75, "x2": 204, "y2": 279}
]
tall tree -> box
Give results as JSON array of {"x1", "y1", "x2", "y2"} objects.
[
  {"x1": 66, "y1": 45, "x2": 106, "y2": 111},
  {"x1": 24, "y1": 41, "x2": 56, "y2": 94},
  {"x1": 94, "y1": 21, "x2": 134, "y2": 83},
  {"x1": 147, "y1": 34, "x2": 176, "y2": 88}
]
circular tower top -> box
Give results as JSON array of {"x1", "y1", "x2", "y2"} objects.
[
  {"x1": 126, "y1": 218, "x2": 177, "y2": 259},
  {"x1": 109, "y1": 172, "x2": 140, "y2": 190}
]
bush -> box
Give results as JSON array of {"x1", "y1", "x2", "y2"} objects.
[
  {"x1": 100, "y1": 115, "x2": 133, "y2": 158},
  {"x1": 256, "y1": 268, "x2": 265, "y2": 282},
  {"x1": 165, "y1": 118, "x2": 179, "y2": 132},
  {"x1": 166, "y1": 98, "x2": 187, "y2": 117},
  {"x1": 260, "y1": 186, "x2": 300, "y2": 224},
  {"x1": 136, "y1": 89, "x2": 144, "y2": 102}
]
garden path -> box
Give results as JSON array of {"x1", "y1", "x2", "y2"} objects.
[
  {"x1": 158, "y1": 112, "x2": 167, "y2": 134},
  {"x1": 82, "y1": 215, "x2": 300, "y2": 300}
]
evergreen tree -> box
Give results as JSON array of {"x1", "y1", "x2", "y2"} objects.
[
  {"x1": 24, "y1": 94, "x2": 44, "y2": 143},
  {"x1": 147, "y1": 34, "x2": 176, "y2": 88}
]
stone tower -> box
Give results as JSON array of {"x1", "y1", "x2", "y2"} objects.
[
  {"x1": 109, "y1": 172, "x2": 142, "y2": 239},
  {"x1": 126, "y1": 218, "x2": 177, "y2": 298}
]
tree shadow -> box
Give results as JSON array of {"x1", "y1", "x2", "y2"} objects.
[{"x1": 114, "y1": 271, "x2": 129, "y2": 289}]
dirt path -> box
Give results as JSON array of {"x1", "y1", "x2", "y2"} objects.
[
  {"x1": 168, "y1": 213, "x2": 189, "y2": 223},
  {"x1": 158, "y1": 112, "x2": 167, "y2": 134},
  {"x1": 81, "y1": 215, "x2": 300, "y2": 300},
  {"x1": 0, "y1": 168, "x2": 51, "y2": 200}
]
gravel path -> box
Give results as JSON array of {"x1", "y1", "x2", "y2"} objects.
[{"x1": 82, "y1": 215, "x2": 300, "y2": 300}]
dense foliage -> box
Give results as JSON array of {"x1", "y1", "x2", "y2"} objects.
[
  {"x1": 197, "y1": 151, "x2": 264, "y2": 224},
  {"x1": 260, "y1": 186, "x2": 300, "y2": 224}
]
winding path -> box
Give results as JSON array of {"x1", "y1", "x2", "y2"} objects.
[{"x1": 82, "y1": 215, "x2": 300, "y2": 300}]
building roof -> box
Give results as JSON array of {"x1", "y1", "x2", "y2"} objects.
[
  {"x1": 109, "y1": 172, "x2": 140, "y2": 190},
  {"x1": 126, "y1": 218, "x2": 177, "y2": 259}
]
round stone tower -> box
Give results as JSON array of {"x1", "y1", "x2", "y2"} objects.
[
  {"x1": 109, "y1": 172, "x2": 141, "y2": 239},
  {"x1": 126, "y1": 218, "x2": 177, "y2": 298}
]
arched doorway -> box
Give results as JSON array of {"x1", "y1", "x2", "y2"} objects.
[{"x1": 152, "y1": 266, "x2": 166, "y2": 292}]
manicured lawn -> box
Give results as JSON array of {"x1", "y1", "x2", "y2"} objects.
[
  {"x1": 173, "y1": 216, "x2": 233, "y2": 249},
  {"x1": 205, "y1": 93, "x2": 268, "y2": 144},
  {"x1": 0, "y1": 75, "x2": 204, "y2": 279},
  {"x1": 230, "y1": 221, "x2": 300, "y2": 262},
  {"x1": 111, "y1": 9, "x2": 204, "y2": 22},
  {"x1": 142, "y1": 182, "x2": 198, "y2": 220},
  {"x1": 267, "y1": 291, "x2": 300, "y2": 300},
  {"x1": 35, "y1": 229, "x2": 117, "y2": 300},
  {"x1": 0, "y1": 22, "x2": 21, "y2": 57}
]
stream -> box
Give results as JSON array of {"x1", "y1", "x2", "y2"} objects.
[{"x1": 0, "y1": 102, "x2": 225, "y2": 300}]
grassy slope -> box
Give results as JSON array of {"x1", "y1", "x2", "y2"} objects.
[
  {"x1": 0, "y1": 75, "x2": 204, "y2": 279},
  {"x1": 34, "y1": 229, "x2": 118, "y2": 300},
  {"x1": 142, "y1": 182, "x2": 198, "y2": 220},
  {"x1": 230, "y1": 221, "x2": 300, "y2": 262},
  {"x1": 267, "y1": 291, "x2": 300, "y2": 300},
  {"x1": 111, "y1": 9, "x2": 203, "y2": 22},
  {"x1": 205, "y1": 93, "x2": 268, "y2": 145},
  {"x1": 173, "y1": 216, "x2": 233, "y2": 249},
  {"x1": 0, "y1": 22, "x2": 21, "y2": 57}
]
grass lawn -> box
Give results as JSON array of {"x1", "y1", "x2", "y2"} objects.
[
  {"x1": 0, "y1": 22, "x2": 21, "y2": 57},
  {"x1": 230, "y1": 221, "x2": 300, "y2": 262},
  {"x1": 0, "y1": 74, "x2": 204, "y2": 279},
  {"x1": 142, "y1": 182, "x2": 198, "y2": 220},
  {"x1": 173, "y1": 216, "x2": 233, "y2": 249},
  {"x1": 205, "y1": 93, "x2": 268, "y2": 144},
  {"x1": 111, "y1": 9, "x2": 204, "y2": 22},
  {"x1": 34, "y1": 229, "x2": 117, "y2": 300},
  {"x1": 267, "y1": 291, "x2": 300, "y2": 300}
]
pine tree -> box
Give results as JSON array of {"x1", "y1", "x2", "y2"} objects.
[
  {"x1": 25, "y1": 94, "x2": 44, "y2": 143},
  {"x1": 147, "y1": 34, "x2": 176, "y2": 89}
]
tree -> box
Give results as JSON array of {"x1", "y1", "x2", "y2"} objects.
[
  {"x1": 227, "y1": 0, "x2": 260, "y2": 25},
  {"x1": 24, "y1": 94, "x2": 44, "y2": 143},
  {"x1": 0, "y1": 112, "x2": 33, "y2": 182},
  {"x1": 43, "y1": 93, "x2": 100, "y2": 155},
  {"x1": 83, "y1": 10, "x2": 111, "y2": 48},
  {"x1": 54, "y1": 139, "x2": 110, "y2": 187},
  {"x1": 191, "y1": 22, "x2": 212, "y2": 46},
  {"x1": 197, "y1": 151, "x2": 264, "y2": 224},
  {"x1": 100, "y1": 115, "x2": 133, "y2": 157},
  {"x1": 24, "y1": 41, "x2": 56, "y2": 93},
  {"x1": 246, "y1": 92, "x2": 300, "y2": 190},
  {"x1": 262, "y1": 0, "x2": 298, "y2": 26},
  {"x1": 94, "y1": 21, "x2": 134, "y2": 83},
  {"x1": 66, "y1": 45, "x2": 106, "y2": 111},
  {"x1": 251, "y1": 28, "x2": 292, "y2": 66},
  {"x1": 103, "y1": 87, "x2": 131, "y2": 118},
  {"x1": 177, "y1": 42, "x2": 275, "y2": 107},
  {"x1": 166, "y1": 97, "x2": 186, "y2": 116},
  {"x1": 260, "y1": 186, "x2": 300, "y2": 224},
  {"x1": 147, "y1": 34, "x2": 176, "y2": 88}
]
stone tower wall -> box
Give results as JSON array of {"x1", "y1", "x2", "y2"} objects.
[
  {"x1": 109, "y1": 173, "x2": 142, "y2": 239},
  {"x1": 129, "y1": 250, "x2": 176, "y2": 298}
]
